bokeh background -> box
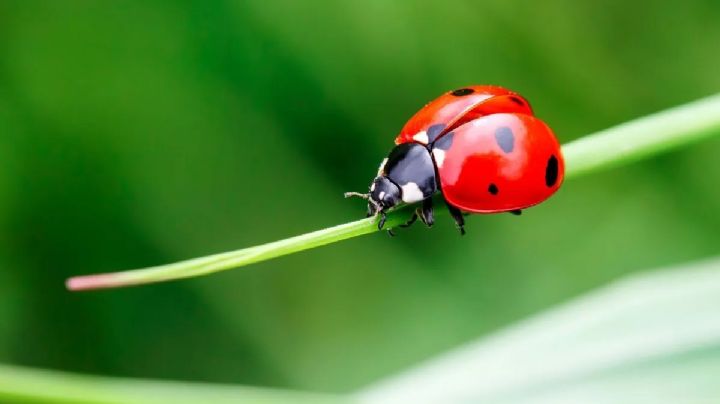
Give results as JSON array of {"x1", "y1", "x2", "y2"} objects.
[{"x1": 1, "y1": 0, "x2": 720, "y2": 394}]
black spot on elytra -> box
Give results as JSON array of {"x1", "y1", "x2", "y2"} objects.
[
  {"x1": 431, "y1": 131, "x2": 454, "y2": 151},
  {"x1": 509, "y1": 96, "x2": 524, "y2": 106},
  {"x1": 427, "y1": 124, "x2": 446, "y2": 143},
  {"x1": 494, "y1": 126, "x2": 514, "y2": 153},
  {"x1": 545, "y1": 155, "x2": 559, "y2": 187},
  {"x1": 451, "y1": 88, "x2": 474, "y2": 96},
  {"x1": 488, "y1": 183, "x2": 498, "y2": 195}
]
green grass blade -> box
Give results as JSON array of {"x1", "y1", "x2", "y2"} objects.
[
  {"x1": 67, "y1": 94, "x2": 720, "y2": 291},
  {"x1": 0, "y1": 364, "x2": 351, "y2": 404},
  {"x1": 563, "y1": 93, "x2": 720, "y2": 179},
  {"x1": 66, "y1": 212, "x2": 413, "y2": 290},
  {"x1": 357, "y1": 257, "x2": 720, "y2": 404}
]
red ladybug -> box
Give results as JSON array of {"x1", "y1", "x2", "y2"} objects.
[{"x1": 346, "y1": 85, "x2": 564, "y2": 234}]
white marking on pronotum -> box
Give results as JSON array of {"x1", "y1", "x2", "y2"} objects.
[
  {"x1": 413, "y1": 131, "x2": 429, "y2": 144},
  {"x1": 433, "y1": 149, "x2": 446, "y2": 168},
  {"x1": 377, "y1": 158, "x2": 388, "y2": 176},
  {"x1": 378, "y1": 191, "x2": 386, "y2": 200},
  {"x1": 370, "y1": 182, "x2": 376, "y2": 192},
  {"x1": 401, "y1": 182, "x2": 424, "y2": 203}
]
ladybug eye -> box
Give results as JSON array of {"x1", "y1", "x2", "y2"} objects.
[{"x1": 451, "y1": 88, "x2": 474, "y2": 96}]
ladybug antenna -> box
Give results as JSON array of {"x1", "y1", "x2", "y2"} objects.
[
  {"x1": 345, "y1": 191, "x2": 385, "y2": 220},
  {"x1": 344, "y1": 191, "x2": 369, "y2": 200}
]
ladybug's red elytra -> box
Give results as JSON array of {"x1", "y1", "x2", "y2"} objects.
[{"x1": 346, "y1": 85, "x2": 564, "y2": 235}]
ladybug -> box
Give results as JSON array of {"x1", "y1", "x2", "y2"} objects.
[{"x1": 346, "y1": 85, "x2": 564, "y2": 235}]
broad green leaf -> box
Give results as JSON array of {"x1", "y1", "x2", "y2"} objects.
[{"x1": 358, "y1": 257, "x2": 720, "y2": 403}]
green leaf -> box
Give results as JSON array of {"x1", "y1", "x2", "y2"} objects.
[
  {"x1": 13, "y1": 257, "x2": 720, "y2": 403},
  {"x1": 66, "y1": 94, "x2": 720, "y2": 290},
  {"x1": 0, "y1": 364, "x2": 351, "y2": 404},
  {"x1": 357, "y1": 257, "x2": 720, "y2": 404}
]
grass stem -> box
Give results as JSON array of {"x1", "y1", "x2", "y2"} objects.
[{"x1": 67, "y1": 94, "x2": 720, "y2": 291}]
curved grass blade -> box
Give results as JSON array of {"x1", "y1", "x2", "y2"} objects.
[{"x1": 67, "y1": 94, "x2": 720, "y2": 291}]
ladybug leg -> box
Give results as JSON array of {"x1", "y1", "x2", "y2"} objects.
[
  {"x1": 446, "y1": 202, "x2": 466, "y2": 235},
  {"x1": 377, "y1": 211, "x2": 388, "y2": 231},
  {"x1": 419, "y1": 198, "x2": 434, "y2": 227},
  {"x1": 400, "y1": 212, "x2": 418, "y2": 228},
  {"x1": 509, "y1": 209, "x2": 522, "y2": 216}
]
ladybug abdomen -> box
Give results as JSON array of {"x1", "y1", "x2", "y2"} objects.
[{"x1": 432, "y1": 113, "x2": 563, "y2": 213}]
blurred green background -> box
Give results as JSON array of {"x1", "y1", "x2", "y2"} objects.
[{"x1": 1, "y1": 0, "x2": 719, "y2": 394}]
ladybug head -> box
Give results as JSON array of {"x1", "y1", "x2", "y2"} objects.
[
  {"x1": 345, "y1": 176, "x2": 401, "y2": 218},
  {"x1": 367, "y1": 176, "x2": 401, "y2": 216}
]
